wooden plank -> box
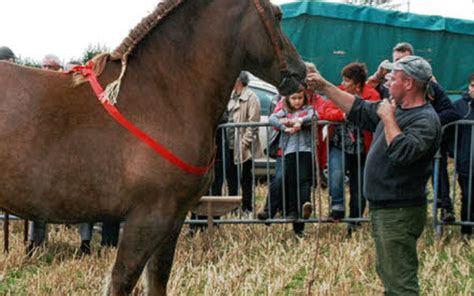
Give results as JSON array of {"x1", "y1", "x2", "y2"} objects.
[{"x1": 193, "y1": 195, "x2": 242, "y2": 216}]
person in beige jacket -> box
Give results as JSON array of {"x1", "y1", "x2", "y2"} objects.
[{"x1": 227, "y1": 71, "x2": 263, "y2": 213}]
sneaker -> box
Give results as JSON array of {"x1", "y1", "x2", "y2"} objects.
[
  {"x1": 302, "y1": 202, "x2": 313, "y2": 219},
  {"x1": 440, "y1": 209, "x2": 455, "y2": 223},
  {"x1": 330, "y1": 210, "x2": 345, "y2": 222},
  {"x1": 79, "y1": 240, "x2": 91, "y2": 255}
]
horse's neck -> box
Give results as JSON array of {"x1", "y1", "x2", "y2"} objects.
[{"x1": 121, "y1": 0, "x2": 248, "y2": 129}]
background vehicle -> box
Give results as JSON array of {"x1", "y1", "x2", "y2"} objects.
[{"x1": 247, "y1": 73, "x2": 278, "y2": 177}]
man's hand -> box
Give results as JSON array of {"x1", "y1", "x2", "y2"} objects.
[
  {"x1": 377, "y1": 99, "x2": 396, "y2": 121},
  {"x1": 306, "y1": 72, "x2": 330, "y2": 92},
  {"x1": 375, "y1": 60, "x2": 390, "y2": 80},
  {"x1": 377, "y1": 99, "x2": 401, "y2": 145}
]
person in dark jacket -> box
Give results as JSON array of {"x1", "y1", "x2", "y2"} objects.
[
  {"x1": 451, "y1": 73, "x2": 474, "y2": 237},
  {"x1": 368, "y1": 42, "x2": 460, "y2": 222},
  {"x1": 307, "y1": 56, "x2": 441, "y2": 295}
]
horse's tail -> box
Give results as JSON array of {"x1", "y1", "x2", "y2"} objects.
[{"x1": 71, "y1": 53, "x2": 110, "y2": 87}]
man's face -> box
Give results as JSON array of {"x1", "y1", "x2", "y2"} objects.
[
  {"x1": 392, "y1": 50, "x2": 410, "y2": 62},
  {"x1": 386, "y1": 70, "x2": 410, "y2": 105},
  {"x1": 42, "y1": 59, "x2": 60, "y2": 71},
  {"x1": 469, "y1": 80, "x2": 474, "y2": 99}
]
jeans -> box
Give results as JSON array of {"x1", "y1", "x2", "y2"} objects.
[
  {"x1": 370, "y1": 205, "x2": 426, "y2": 295},
  {"x1": 227, "y1": 153, "x2": 253, "y2": 212},
  {"x1": 261, "y1": 157, "x2": 283, "y2": 217},
  {"x1": 458, "y1": 174, "x2": 474, "y2": 235},
  {"x1": 28, "y1": 221, "x2": 47, "y2": 244},
  {"x1": 79, "y1": 222, "x2": 121, "y2": 246},
  {"x1": 328, "y1": 147, "x2": 366, "y2": 217}
]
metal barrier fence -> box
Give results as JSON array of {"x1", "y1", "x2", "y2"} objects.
[
  {"x1": 433, "y1": 120, "x2": 474, "y2": 235},
  {"x1": 3, "y1": 120, "x2": 472, "y2": 235},
  {"x1": 185, "y1": 120, "x2": 369, "y2": 226}
]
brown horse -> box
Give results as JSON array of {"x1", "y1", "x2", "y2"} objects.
[{"x1": 0, "y1": 0, "x2": 305, "y2": 294}]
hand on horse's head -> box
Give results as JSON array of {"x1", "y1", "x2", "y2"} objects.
[{"x1": 305, "y1": 72, "x2": 330, "y2": 92}]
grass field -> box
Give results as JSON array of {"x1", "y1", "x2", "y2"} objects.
[{"x1": 0, "y1": 187, "x2": 473, "y2": 295}]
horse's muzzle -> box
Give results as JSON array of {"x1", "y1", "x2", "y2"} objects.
[{"x1": 278, "y1": 71, "x2": 306, "y2": 96}]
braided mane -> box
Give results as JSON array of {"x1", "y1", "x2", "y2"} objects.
[
  {"x1": 111, "y1": 0, "x2": 184, "y2": 60},
  {"x1": 73, "y1": 0, "x2": 184, "y2": 87}
]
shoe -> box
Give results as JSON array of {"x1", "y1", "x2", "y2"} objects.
[
  {"x1": 346, "y1": 223, "x2": 360, "y2": 237},
  {"x1": 241, "y1": 210, "x2": 253, "y2": 219},
  {"x1": 319, "y1": 169, "x2": 328, "y2": 189},
  {"x1": 257, "y1": 211, "x2": 269, "y2": 220},
  {"x1": 302, "y1": 202, "x2": 313, "y2": 219},
  {"x1": 79, "y1": 240, "x2": 91, "y2": 255},
  {"x1": 440, "y1": 209, "x2": 455, "y2": 223},
  {"x1": 330, "y1": 210, "x2": 345, "y2": 222},
  {"x1": 26, "y1": 240, "x2": 44, "y2": 256}
]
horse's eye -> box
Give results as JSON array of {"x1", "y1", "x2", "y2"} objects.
[{"x1": 276, "y1": 12, "x2": 282, "y2": 22}]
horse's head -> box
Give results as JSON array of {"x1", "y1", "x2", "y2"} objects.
[{"x1": 241, "y1": 0, "x2": 306, "y2": 96}]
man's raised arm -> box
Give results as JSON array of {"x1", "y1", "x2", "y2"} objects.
[{"x1": 306, "y1": 72, "x2": 356, "y2": 113}]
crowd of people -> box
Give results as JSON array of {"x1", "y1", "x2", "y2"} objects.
[{"x1": 1, "y1": 41, "x2": 473, "y2": 294}]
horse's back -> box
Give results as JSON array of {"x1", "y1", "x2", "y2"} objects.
[{"x1": 0, "y1": 63, "x2": 127, "y2": 221}]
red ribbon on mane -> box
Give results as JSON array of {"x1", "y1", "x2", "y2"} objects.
[{"x1": 67, "y1": 62, "x2": 214, "y2": 176}]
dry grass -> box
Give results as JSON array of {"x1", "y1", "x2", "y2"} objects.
[{"x1": 0, "y1": 187, "x2": 473, "y2": 295}]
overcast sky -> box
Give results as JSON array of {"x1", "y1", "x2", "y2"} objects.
[{"x1": 0, "y1": 0, "x2": 472, "y2": 63}]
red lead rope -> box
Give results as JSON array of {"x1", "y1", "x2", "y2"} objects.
[{"x1": 67, "y1": 62, "x2": 214, "y2": 175}]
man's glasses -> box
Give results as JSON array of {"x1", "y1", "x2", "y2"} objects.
[{"x1": 43, "y1": 64, "x2": 58, "y2": 69}]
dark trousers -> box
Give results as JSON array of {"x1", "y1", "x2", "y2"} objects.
[
  {"x1": 284, "y1": 152, "x2": 312, "y2": 216},
  {"x1": 285, "y1": 152, "x2": 312, "y2": 233},
  {"x1": 80, "y1": 222, "x2": 120, "y2": 247},
  {"x1": 436, "y1": 151, "x2": 454, "y2": 210},
  {"x1": 458, "y1": 174, "x2": 474, "y2": 235},
  {"x1": 227, "y1": 155, "x2": 253, "y2": 211},
  {"x1": 262, "y1": 157, "x2": 284, "y2": 217},
  {"x1": 370, "y1": 205, "x2": 426, "y2": 295},
  {"x1": 101, "y1": 222, "x2": 120, "y2": 246}
]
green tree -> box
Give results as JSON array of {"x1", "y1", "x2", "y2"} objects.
[
  {"x1": 15, "y1": 56, "x2": 41, "y2": 68},
  {"x1": 81, "y1": 43, "x2": 109, "y2": 64}
]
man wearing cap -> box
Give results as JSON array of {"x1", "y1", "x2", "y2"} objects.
[
  {"x1": 307, "y1": 56, "x2": 441, "y2": 295},
  {"x1": 0, "y1": 46, "x2": 16, "y2": 62},
  {"x1": 369, "y1": 42, "x2": 460, "y2": 223}
]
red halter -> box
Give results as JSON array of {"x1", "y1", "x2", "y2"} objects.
[{"x1": 68, "y1": 62, "x2": 214, "y2": 176}]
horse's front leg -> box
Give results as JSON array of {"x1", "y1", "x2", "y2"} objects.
[
  {"x1": 103, "y1": 203, "x2": 185, "y2": 296},
  {"x1": 144, "y1": 226, "x2": 182, "y2": 296}
]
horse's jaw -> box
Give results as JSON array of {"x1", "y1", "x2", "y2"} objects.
[{"x1": 277, "y1": 70, "x2": 306, "y2": 96}]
